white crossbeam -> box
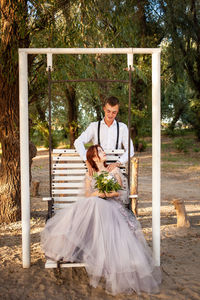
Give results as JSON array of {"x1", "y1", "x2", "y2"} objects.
[{"x1": 19, "y1": 47, "x2": 161, "y2": 55}]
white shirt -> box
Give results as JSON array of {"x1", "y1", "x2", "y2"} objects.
[{"x1": 74, "y1": 119, "x2": 134, "y2": 164}]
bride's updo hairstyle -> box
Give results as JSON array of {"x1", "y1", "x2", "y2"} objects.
[{"x1": 86, "y1": 145, "x2": 107, "y2": 172}]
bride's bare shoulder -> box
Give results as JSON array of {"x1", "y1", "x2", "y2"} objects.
[{"x1": 110, "y1": 167, "x2": 121, "y2": 174}]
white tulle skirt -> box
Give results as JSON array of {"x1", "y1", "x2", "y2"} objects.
[{"x1": 41, "y1": 197, "x2": 161, "y2": 295}]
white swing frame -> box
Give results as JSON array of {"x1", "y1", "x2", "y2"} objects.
[{"x1": 19, "y1": 47, "x2": 161, "y2": 268}]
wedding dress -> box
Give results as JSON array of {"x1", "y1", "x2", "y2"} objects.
[{"x1": 41, "y1": 168, "x2": 161, "y2": 295}]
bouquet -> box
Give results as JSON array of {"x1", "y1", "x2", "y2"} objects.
[{"x1": 93, "y1": 171, "x2": 122, "y2": 193}]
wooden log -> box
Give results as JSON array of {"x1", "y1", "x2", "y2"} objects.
[
  {"x1": 173, "y1": 199, "x2": 190, "y2": 228},
  {"x1": 31, "y1": 180, "x2": 40, "y2": 197},
  {"x1": 130, "y1": 157, "x2": 139, "y2": 216}
]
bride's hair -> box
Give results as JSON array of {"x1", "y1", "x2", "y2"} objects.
[{"x1": 86, "y1": 145, "x2": 107, "y2": 172}]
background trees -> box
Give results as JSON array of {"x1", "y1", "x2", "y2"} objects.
[
  {"x1": 0, "y1": 0, "x2": 199, "y2": 223},
  {"x1": 159, "y1": 0, "x2": 200, "y2": 138}
]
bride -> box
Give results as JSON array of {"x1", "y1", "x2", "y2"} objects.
[{"x1": 41, "y1": 145, "x2": 161, "y2": 295}]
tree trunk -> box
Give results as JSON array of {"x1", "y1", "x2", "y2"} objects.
[
  {"x1": 0, "y1": 0, "x2": 30, "y2": 223},
  {"x1": 168, "y1": 108, "x2": 184, "y2": 132},
  {"x1": 95, "y1": 94, "x2": 103, "y2": 121},
  {"x1": 65, "y1": 85, "x2": 78, "y2": 148},
  {"x1": 190, "y1": 96, "x2": 200, "y2": 141},
  {"x1": 0, "y1": 132, "x2": 21, "y2": 222}
]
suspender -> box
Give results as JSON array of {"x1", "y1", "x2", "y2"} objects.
[
  {"x1": 98, "y1": 120, "x2": 101, "y2": 146},
  {"x1": 116, "y1": 121, "x2": 119, "y2": 149},
  {"x1": 98, "y1": 120, "x2": 119, "y2": 149}
]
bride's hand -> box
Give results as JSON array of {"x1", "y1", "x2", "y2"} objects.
[
  {"x1": 92, "y1": 191, "x2": 105, "y2": 198},
  {"x1": 105, "y1": 191, "x2": 119, "y2": 198},
  {"x1": 99, "y1": 192, "x2": 106, "y2": 198}
]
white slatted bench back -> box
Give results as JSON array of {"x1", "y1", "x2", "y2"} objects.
[{"x1": 51, "y1": 149, "x2": 126, "y2": 212}]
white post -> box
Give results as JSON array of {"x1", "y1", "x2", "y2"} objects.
[
  {"x1": 19, "y1": 51, "x2": 30, "y2": 268},
  {"x1": 152, "y1": 52, "x2": 161, "y2": 266}
]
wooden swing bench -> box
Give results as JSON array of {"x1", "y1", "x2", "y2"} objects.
[{"x1": 43, "y1": 148, "x2": 138, "y2": 268}]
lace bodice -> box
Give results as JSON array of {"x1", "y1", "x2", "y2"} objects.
[{"x1": 85, "y1": 167, "x2": 129, "y2": 204}]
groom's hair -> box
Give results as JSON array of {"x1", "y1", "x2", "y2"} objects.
[{"x1": 104, "y1": 96, "x2": 119, "y2": 107}]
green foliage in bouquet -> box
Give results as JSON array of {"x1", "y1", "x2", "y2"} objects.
[{"x1": 93, "y1": 171, "x2": 122, "y2": 193}]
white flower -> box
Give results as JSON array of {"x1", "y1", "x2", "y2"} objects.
[{"x1": 102, "y1": 174, "x2": 113, "y2": 183}]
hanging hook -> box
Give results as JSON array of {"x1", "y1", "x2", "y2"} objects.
[
  {"x1": 46, "y1": 53, "x2": 53, "y2": 72},
  {"x1": 124, "y1": 54, "x2": 135, "y2": 71}
]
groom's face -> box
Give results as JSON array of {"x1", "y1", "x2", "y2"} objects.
[{"x1": 103, "y1": 103, "x2": 119, "y2": 125}]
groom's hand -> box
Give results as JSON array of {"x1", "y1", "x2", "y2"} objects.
[{"x1": 86, "y1": 160, "x2": 94, "y2": 176}]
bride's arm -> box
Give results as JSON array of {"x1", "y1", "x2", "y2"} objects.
[
  {"x1": 113, "y1": 170, "x2": 123, "y2": 187},
  {"x1": 85, "y1": 173, "x2": 105, "y2": 198}
]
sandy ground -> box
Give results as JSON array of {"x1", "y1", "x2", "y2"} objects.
[{"x1": 0, "y1": 148, "x2": 200, "y2": 300}]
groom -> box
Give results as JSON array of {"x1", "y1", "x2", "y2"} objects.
[{"x1": 74, "y1": 96, "x2": 134, "y2": 172}]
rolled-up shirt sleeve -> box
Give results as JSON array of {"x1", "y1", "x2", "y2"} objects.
[
  {"x1": 118, "y1": 124, "x2": 134, "y2": 164},
  {"x1": 74, "y1": 123, "x2": 95, "y2": 161}
]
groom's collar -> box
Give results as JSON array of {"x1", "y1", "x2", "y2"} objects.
[{"x1": 102, "y1": 118, "x2": 116, "y2": 127}]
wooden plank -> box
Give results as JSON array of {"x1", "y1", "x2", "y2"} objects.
[
  {"x1": 119, "y1": 169, "x2": 127, "y2": 174},
  {"x1": 53, "y1": 163, "x2": 86, "y2": 168},
  {"x1": 53, "y1": 176, "x2": 85, "y2": 181},
  {"x1": 53, "y1": 155, "x2": 123, "y2": 162},
  {"x1": 52, "y1": 148, "x2": 124, "y2": 154},
  {"x1": 53, "y1": 156, "x2": 83, "y2": 161},
  {"x1": 105, "y1": 156, "x2": 122, "y2": 161},
  {"x1": 53, "y1": 169, "x2": 86, "y2": 175},
  {"x1": 52, "y1": 182, "x2": 84, "y2": 188},
  {"x1": 45, "y1": 259, "x2": 57, "y2": 268},
  {"x1": 53, "y1": 163, "x2": 125, "y2": 169},
  {"x1": 52, "y1": 189, "x2": 83, "y2": 194},
  {"x1": 54, "y1": 203, "x2": 75, "y2": 208},
  {"x1": 42, "y1": 197, "x2": 52, "y2": 201},
  {"x1": 53, "y1": 149, "x2": 77, "y2": 154},
  {"x1": 53, "y1": 196, "x2": 84, "y2": 202},
  {"x1": 105, "y1": 149, "x2": 125, "y2": 154},
  {"x1": 59, "y1": 263, "x2": 86, "y2": 268}
]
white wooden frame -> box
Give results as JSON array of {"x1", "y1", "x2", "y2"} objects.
[{"x1": 19, "y1": 47, "x2": 161, "y2": 268}]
